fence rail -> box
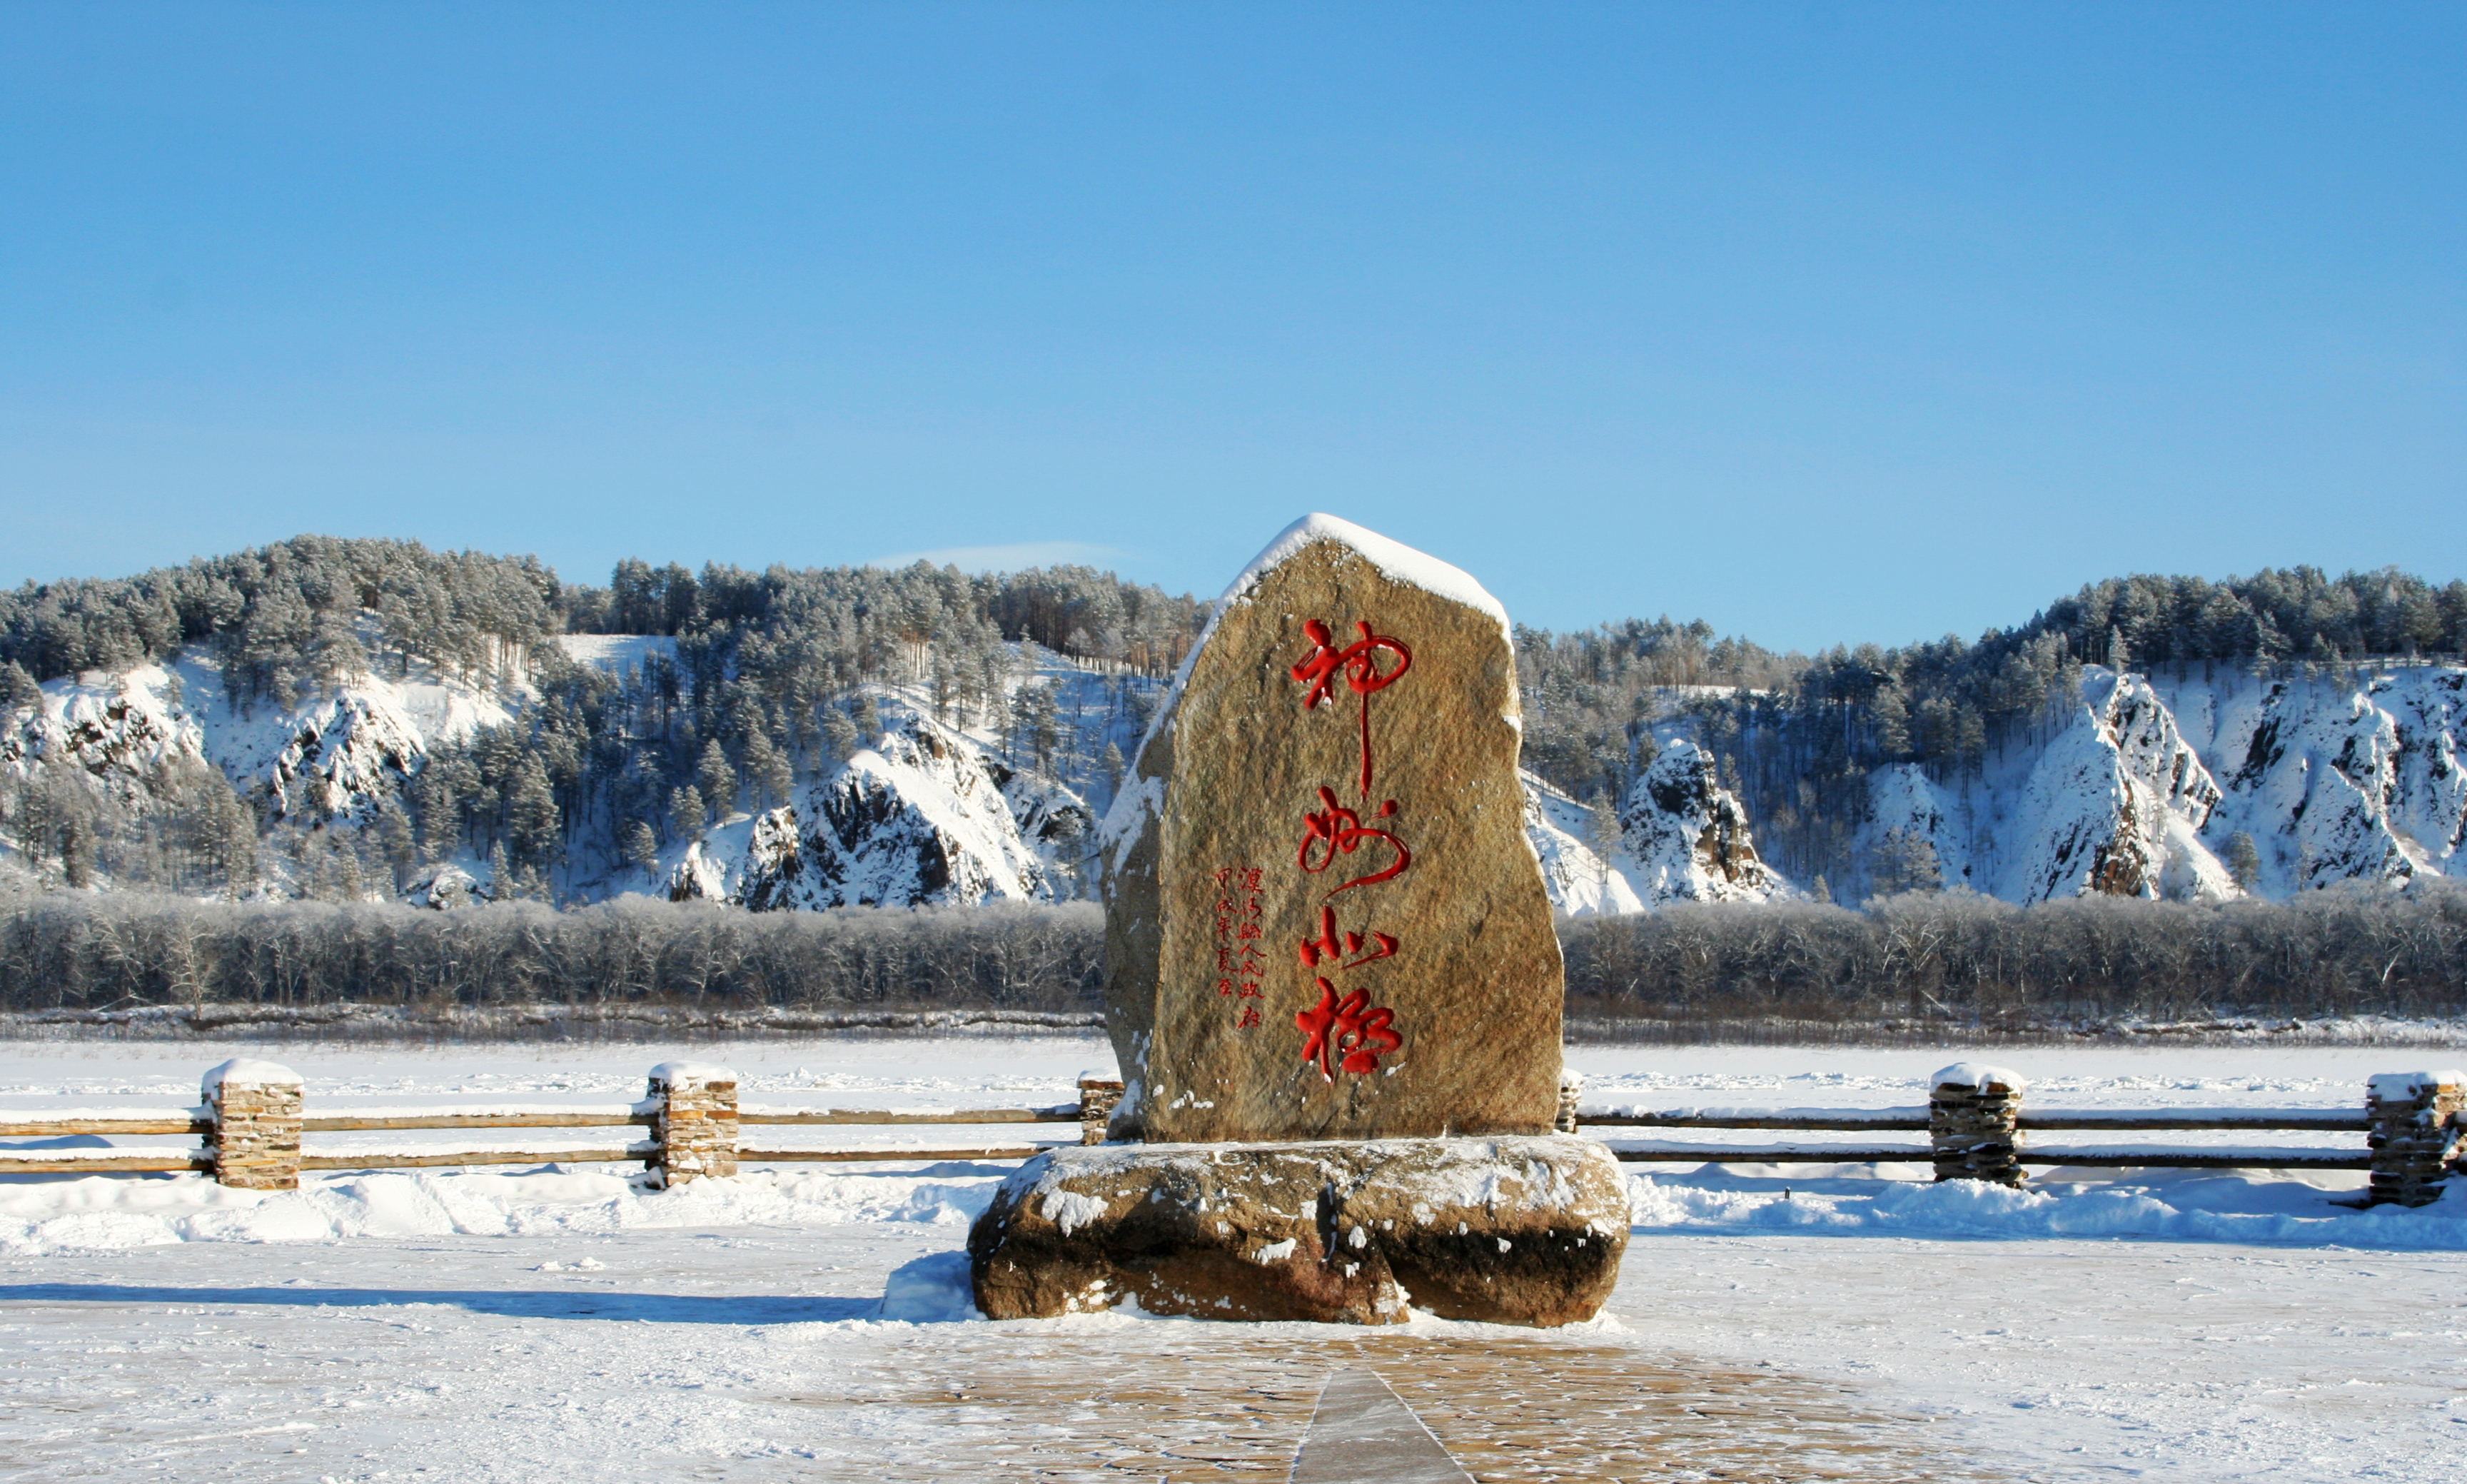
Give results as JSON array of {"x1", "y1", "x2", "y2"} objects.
[{"x1": 1, "y1": 1059, "x2": 2456, "y2": 1207}]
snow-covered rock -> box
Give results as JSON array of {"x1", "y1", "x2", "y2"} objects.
[
  {"x1": 677, "y1": 714, "x2": 1086, "y2": 912},
  {"x1": 403, "y1": 862, "x2": 485, "y2": 909},
  {"x1": 0, "y1": 647, "x2": 510, "y2": 827},
  {"x1": 2002, "y1": 670, "x2": 2234, "y2": 905},
  {"x1": 174, "y1": 650, "x2": 512, "y2": 822},
  {"x1": 2194, "y1": 667, "x2": 2464, "y2": 895},
  {"x1": 0, "y1": 665, "x2": 208, "y2": 809},
  {"x1": 1618, "y1": 740, "x2": 1795, "y2": 904}
]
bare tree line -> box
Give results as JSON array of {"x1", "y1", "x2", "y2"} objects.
[
  {"x1": 1561, "y1": 884, "x2": 2467, "y2": 1031},
  {"x1": 2, "y1": 886, "x2": 2463, "y2": 1040},
  {"x1": 0, "y1": 895, "x2": 1104, "y2": 1019}
]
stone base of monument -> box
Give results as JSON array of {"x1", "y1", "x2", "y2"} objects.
[{"x1": 967, "y1": 1136, "x2": 1627, "y2": 1328}]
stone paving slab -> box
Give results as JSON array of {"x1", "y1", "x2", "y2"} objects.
[
  {"x1": 807, "y1": 1329, "x2": 2005, "y2": 1482},
  {"x1": 1289, "y1": 1369, "x2": 1471, "y2": 1483}
]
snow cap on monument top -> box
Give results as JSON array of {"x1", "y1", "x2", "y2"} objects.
[
  {"x1": 1932, "y1": 1062, "x2": 2028, "y2": 1094},
  {"x1": 1221, "y1": 514, "x2": 1510, "y2": 631},
  {"x1": 201, "y1": 1058, "x2": 302, "y2": 1091},
  {"x1": 649, "y1": 1061, "x2": 738, "y2": 1087},
  {"x1": 2368, "y1": 1070, "x2": 2465, "y2": 1100}
]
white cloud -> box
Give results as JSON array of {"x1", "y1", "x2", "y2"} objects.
[{"x1": 862, "y1": 540, "x2": 1126, "y2": 572}]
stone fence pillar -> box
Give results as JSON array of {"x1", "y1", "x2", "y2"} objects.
[
  {"x1": 2365, "y1": 1070, "x2": 2464, "y2": 1208},
  {"x1": 1929, "y1": 1063, "x2": 2027, "y2": 1187},
  {"x1": 1555, "y1": 1069, "x2": 1584, "y2": 1135},
  {"x1": 1078, "y1": 1072, "x2": 1124, "y2": 1146},
  {"x1": 204, "y1": 1059, "x2": 304, "y2": 1191},
  {"x1": 647, "y1": 1061, "x2": 738, "y2": 1187}
]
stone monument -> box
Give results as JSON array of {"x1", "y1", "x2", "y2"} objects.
[{"x1": 969, "y1": 514, "x2": 1627, "y2": 1326}]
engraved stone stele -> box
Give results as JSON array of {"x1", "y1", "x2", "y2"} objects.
[
  {"x1": 1099, "y1": 513, "x2": 1563, "y2": 1142},
  {"x1": 969, "y1": 515, "x2": 1625, "y2": 1328}
]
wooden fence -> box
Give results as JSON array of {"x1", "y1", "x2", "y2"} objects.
[
  {"x1": 4, "y1": 1059, "x2": 2458, "y2": 1208},
  {"x1": 0, "y1": 1058, "x2": 1125, "y2": 1191},
  {"x1": 1573, "y1": 1063, "x2": 2464, "y2": 1207}
]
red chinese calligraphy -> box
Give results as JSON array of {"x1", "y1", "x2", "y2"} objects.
[
  {"x1": 1297, "y1": 786, "x2": 1411, "y2": 896},
  {"x1": 1290, "y1": 619, "x2": 1411, "y2": 798},
  {"x1": 1296, "y1": 904, "x2": 1398, "y2": 971},
  {"x1": 1208, "y1": 864, "x2": 1268, "y2": 1028},
  {"x1": 1296, "y1": 978, "x2": 1403, "y2": 1079}
]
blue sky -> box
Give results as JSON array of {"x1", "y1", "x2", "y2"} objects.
[{"x1": 2, "y1": 4, "x2": 2460, "y2": 652}]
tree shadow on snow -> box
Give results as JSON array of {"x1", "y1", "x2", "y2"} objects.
[{"x1": 0, "y1": 1283, "x2": 878, "y2": 1324}]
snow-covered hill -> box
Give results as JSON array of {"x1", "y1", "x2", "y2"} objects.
[
  {"x1": 1, "y1": 649, "x2": 514, "y2": 830},
  {"x1": 662, "y1": 712, "x2": 1095, "y2": 911},
  {"x1": 1850, "y1": 664, "x2": 2466, "y2": 907},
  {"x1": 6, "y1": 625, "x2": 2460, "y2": 920}
]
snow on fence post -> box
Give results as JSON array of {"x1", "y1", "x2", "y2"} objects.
[
  {"x1": 646, "y1": 1062, "x2": 738, "y2": 1187},
  {"x1": 1078, "y1": 1071, "x2": 1125, "y2": 1146},
  {"x1": 1929, "y1": 1064, "x2": 2027, "y2": 1187},
  {"x1": 2364, "y1": 1070, "x2": 2465, "y2": 1208},
  {"x1": 203, "y1": 1059, "x2": 304, "y2": 1191},
  {"x1": 1556, "y1": 1069, "x2": 1584, "y2": 1135}
]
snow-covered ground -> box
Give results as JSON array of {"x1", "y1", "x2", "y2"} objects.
[{"x1": 5, "y1": 1037, "x2": 2464, "y2": 1480}]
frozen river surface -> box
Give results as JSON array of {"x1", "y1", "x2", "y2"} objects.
[{"x1": 4, "y1": 1036, "x2": 2465, "y2": 1481}]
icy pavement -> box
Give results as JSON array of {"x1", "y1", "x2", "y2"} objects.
[
  {"x1": 4, "y1": 1035, "x2": 2466, "y2": 1480},
  {"x1": 0, "y1": 1226, "x2": 2000, "y2": 1483}
]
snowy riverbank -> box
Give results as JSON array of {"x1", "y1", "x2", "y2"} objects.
[{"x1": 6, "y1": 1036, "x2": 2465, "y2": 1480}]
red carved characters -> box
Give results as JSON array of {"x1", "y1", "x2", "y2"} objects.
[
  {"x1": 1211, "y1": 866, "x2": 1267, "y2": 1023},
  {"x1": 1288, "y1": 619, "x2": 1411, "y2": 798},
  {"x1": 1296, "y1": 979, "x2": 1402, "y2": 1079},
  {"x1": 1296, "y1": 787, "x2": 1411, "y2": 896},
  {"x1": 1287, "y1": 615, "x2": 1416, "y2": 1081},
  {"x1": 1297, "y1": 904, "x2": 1396, "y2": 971}
]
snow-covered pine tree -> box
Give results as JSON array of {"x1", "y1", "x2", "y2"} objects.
[
  {"x1": 0, "y1": 660, "x2": 38, "y2": 710},
  {"x1": 667, "y1": 784, "x2": 706, "y2": 842},
  {"x1": 694, "y1": 742, "x2": 737, "y2": 822},
  {"x1": 621, "y1": 819, "x2": 660, "y2": 877}
]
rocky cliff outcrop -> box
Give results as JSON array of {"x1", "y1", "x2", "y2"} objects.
[
  {"x1": 671, "y1": 713, "x2": 1094, "y2": 912},
  {"x1": 1618, "y1": 739, "x2": 1795, "y2": 904},
  {"x1": 2, "y1": 650, "x2": 513, "y2": 828},
  {"x1": 2003, "y1": 671, "x2": 2235, "y2": 905},
  {"x1": 0, "y1": 666, "x2": 208, "y2": 810},
  {"x1": 2196, "y1": 667, "x2": 2464, "y2": 894}
]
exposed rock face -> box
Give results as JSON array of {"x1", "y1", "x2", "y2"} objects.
[
  {"x1": 2005, "y1": 671, "x2": 2234, "y2": 904},
  {"x1": 969, "y1": 1137, "x2": 1628, "y2": 1327},
  {"x1": 1618, "y1": 739, "x2": 1794, "y2": 903},
  {"x1": 242, "y1": 691, "x2": 427, "y2": 821},
  {"x1": 1099, "y1": 515, "x2": 1564, "y2": 1144},
  {"x1": 1, "y1": 650, "x2": 512, "y2": 831}
]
